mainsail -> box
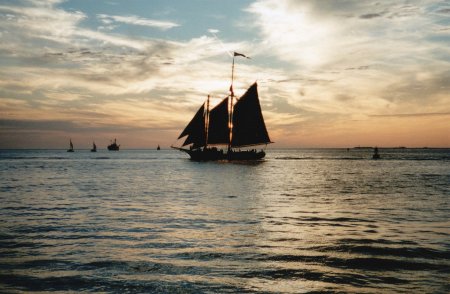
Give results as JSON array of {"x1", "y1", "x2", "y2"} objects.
[
  {"x1": 231, "y1": 83, "x2": 271, "y2": 147},
  {"x1": 207, "y1": 97, "x2": 229, "y2": 145},
  {"x1": 179, "y1": 104, "x2": 206, "y2": 149}
]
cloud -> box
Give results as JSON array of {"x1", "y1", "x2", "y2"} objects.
[
  {"x1": 0, "y1": 2, "x2": 227, "y2": 99},
  {"x1": 245, "y1": 0, "x2": 450, "y2": 99},
  {"x1": 0, "y1": 2, "x2": 86, "y2": 45},
  {"x1": 245, "y1": 0, "x2": 337, "y2": 67},
  {"x1": 246, "y1": 0, "x2": 445, "y2": 68},
  {"x1": 369, "y1": 112, "x2": 450, "y2": 118},
  {"x1": 436, "y1": 8, "x2": 450, "y2": 14},
  {"x1": 0, "y1": 119, "x2": 80, "y2": 131},
  {"x1": 359, "y1": 13, "x2": 382, "y2": 19},
  {"x1": 208, "y1": 29, "x2": 220, "y2": 34},
  {"x1": 97, "y1": 14, "x2": 179, "y2": 30},
  {"x1": 73, "y1": 29, "x2": 150, "y2": 50},
  {"x1": 269, "y1": 96, "x2": 309, "y2": 115},
  {"x1": 0, "y1": 2, "x2": 167, "y2": 52}
]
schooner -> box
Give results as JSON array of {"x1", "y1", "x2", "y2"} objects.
[{"x1": 172, "y1": 52, "x2": 272, "y2": 161}]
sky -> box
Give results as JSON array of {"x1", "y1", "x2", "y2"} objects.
[{"x1": 0, "y1": 0, "x2": 449, "y2": 149}]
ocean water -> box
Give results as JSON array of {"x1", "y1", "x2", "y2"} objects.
[{"x1": 0, "y1": 148, "x2": 449, "y2": 293}]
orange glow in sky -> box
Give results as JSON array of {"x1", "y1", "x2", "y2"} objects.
[{"x1": 0, "y1": 0, "x2": 449, "y2": 148}]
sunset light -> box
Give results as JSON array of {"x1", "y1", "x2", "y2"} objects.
[
  {"x1": 1, "y1": 2, "x2": 449, "y2": 293},
  {"x1": 0, "y1": 0, "x2": 449, "y2": 148}
]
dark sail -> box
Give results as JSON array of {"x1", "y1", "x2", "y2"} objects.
[
  {"x1": 178, "y1": 104, "x2": 206, "y2": 148},
  {"x1": 207, "y1": 97, "x2": 229, "y2": 145},
  {"x1": 231, "y1": 83, "x2": 271, "y2": 147}
]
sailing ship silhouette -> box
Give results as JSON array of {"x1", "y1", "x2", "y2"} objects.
[
  {"x1": 172, "y1": 52, "x2": 272, "y2": 161},
  {"x1": 107, "y1": 139, "x2": 120, "y2": 151}
]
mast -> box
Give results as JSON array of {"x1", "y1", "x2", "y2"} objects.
[
  {"x1": 205, "y1": 95, "x2": 210, "y2": 148},
  {"x1": 228, "y1": 52, "x2": 250, "y2": 150},
  {"x1": 229, "y1": 55, "x2": 235, "y2": 151}
]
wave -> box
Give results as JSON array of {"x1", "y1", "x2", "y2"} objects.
[
  {"x1": 312, "y1": 244, "x2": 450, "y2": 259},
  {"x1": 337, "y1": 238, "x2": 419, "y2": 245},
  {"x1": 257, "y1": 253, "x2": 449, "y2": 272},
  {"x1": 238, "y1": 267, "x2": 408, "y2": 286},
  {"x1": 0, "y1": 273, "x2": 251, "y2": 293},
  {"x1": 278, "y1": 216, "x2": 376, "y2": 223}
]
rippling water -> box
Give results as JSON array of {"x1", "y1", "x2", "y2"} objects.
[{"x1": 1, "y1": 148, "x2": 449, "y2": 293}]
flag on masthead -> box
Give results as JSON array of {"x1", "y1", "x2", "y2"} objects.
[{"x1": 234, "y1": 52, "x2": 250, "y2": 59}]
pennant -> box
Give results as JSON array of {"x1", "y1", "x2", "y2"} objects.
[{"x1": 234, "y1": 52, "x2": 250, "y2": 59}]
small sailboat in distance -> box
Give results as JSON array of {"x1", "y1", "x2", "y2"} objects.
[
  {"x1": 91, "y1": 141, "x2": 97, "y2": 152},
  {"x1": 107, "y1": 138, "x2": 120, "y2": 151},
  {"x1": 157, "y1": 144, "x2": 161, "y2": 150},
  {"x1": 172, "y1": 52, "x2": 272, "y2": 161},
  {"x1": 67, "y1": 139, "x2": 74, "y2": 152}
]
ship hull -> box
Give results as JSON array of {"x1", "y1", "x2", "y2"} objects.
[{"x1": 175, "y1": 147, "x2": 265, "y2": 161}]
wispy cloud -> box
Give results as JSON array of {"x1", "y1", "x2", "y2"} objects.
[
  {"x1": 436, "y1": 8, "x2": 450, "y2": 14},
  {"x1": 359, "y1": 13, "x2": 383, "y2": 19},
  {"x1": 97, "y1": 14, "x2": 179, "y2": 30},
  {"x1": 0, "y1": 2, "x2": 86, "y2": 45}
]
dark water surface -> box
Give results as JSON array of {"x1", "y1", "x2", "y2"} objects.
[{"x1": 1, "y1": 148, "x2": 449, "y2": 293}]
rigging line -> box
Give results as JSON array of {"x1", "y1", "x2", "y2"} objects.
[{"x1": 209, "y1": 31, "x2": 233, "y2": 58}]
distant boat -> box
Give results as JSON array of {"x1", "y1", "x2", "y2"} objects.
[
  {"x1": 67, "y1": 139, "x2": 74, "y2": 152},
  {"x1": 91, "y1": 142, "x2": 97, "y2": 152},
  {"x1": 172, "y1": 52, "x2": 272, "y2": 161},
  {"x1": 157, "y1": 144, "x2": 161, "y2": 150},
  {"x1": 107, "y1": 138, "x2": 120, "y2": 151},
  {"x1": 372, "y1": 147, "x2": 380, "y2": 159}
]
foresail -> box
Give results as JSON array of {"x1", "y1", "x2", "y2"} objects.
[
  {"x1": 231, "y1": 83, "x2": 271, "y2": 147},
  {"x1": 178, "y1": 104, "x2": 205, "y2": 139},
  {"x1": 179, "y1": 104, "x2": 206, "y2": 148},
  {"x1": 207, "y1": 97, "x2": 229, "y2": 145},
  {"x1": 183, "y1": 131, "x2": 206, "y2": 148}
]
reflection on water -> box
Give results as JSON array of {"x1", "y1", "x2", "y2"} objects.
[{"x1": 0, "y1": 149, "x2": 449, "y2": 293}]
